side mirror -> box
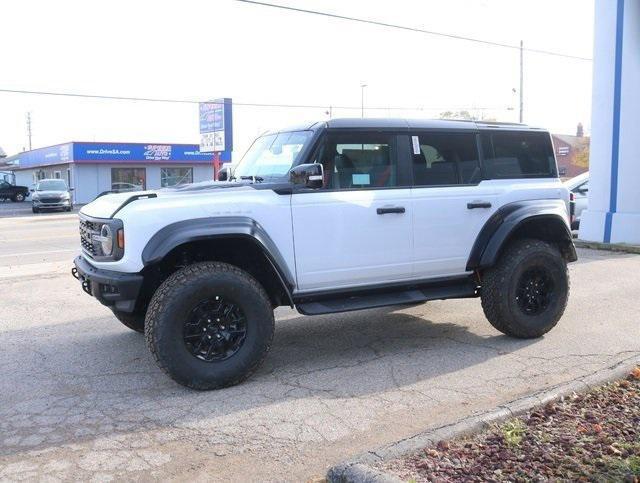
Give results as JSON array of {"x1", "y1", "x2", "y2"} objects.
[
  {"x1": 289, "y1": 163, "x2": 324, "y2": 189},
  {"x1": 29, "y1": 189, "x2": 34, "y2": 192},
  {"x1": 575, "y1": 187, "x2": 588, "y2": 195},
  {"x1": 69, "y1": 187, "x2": 75, "y2": 191},
  {"x1": 217, "y1": 166, "x2": 232, "y2": 182}
]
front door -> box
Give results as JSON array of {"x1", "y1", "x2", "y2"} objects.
[{"x1": 291, "y1": 131, "x2": 413, "y2": 292}]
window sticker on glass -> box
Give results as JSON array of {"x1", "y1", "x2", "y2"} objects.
[
  {"x1": 412, "y1": 136, "x2": 421, "y2": 155},
  {"x1": 352, "y1": 173, "x2": 371, "y2": 185}
]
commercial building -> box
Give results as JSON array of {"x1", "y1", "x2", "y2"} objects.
[{"x1": 3, "y1": 142, "x2": 230, "y2": 204}]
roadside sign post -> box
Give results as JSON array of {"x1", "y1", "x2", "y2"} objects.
[{"x1": 199, "y1": 98, "x2": 233, "y2": 180}]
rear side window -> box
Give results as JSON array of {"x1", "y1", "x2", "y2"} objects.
[
  {"x1": 481, "y1": 131, "x2": 557, "y2": 179},
  {"x1": 411, "y1": 132, "x2": 481, "y2": 186}
]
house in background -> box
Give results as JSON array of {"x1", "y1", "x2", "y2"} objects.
[{"x1": 552, "y1": 123, "x2": 590, "y2": 179}]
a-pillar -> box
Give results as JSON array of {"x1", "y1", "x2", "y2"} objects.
[{"x1": 580, "y1": 0, "x2": 640, "y2": 244}]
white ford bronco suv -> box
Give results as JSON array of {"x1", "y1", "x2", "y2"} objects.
[{"x1": 73, "y1": 118, "x2": 577, "y2": 389}]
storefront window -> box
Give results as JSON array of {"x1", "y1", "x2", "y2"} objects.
[
  {"x1": 161, "y1": 167, "x2": 193, "y2": 187},
  {"x1": 111, "y1": 168, "x2": 146, "y2": 192}
]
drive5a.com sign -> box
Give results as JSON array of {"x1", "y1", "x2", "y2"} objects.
[{"x1": 199, "y1": 98, "x2": 233, "y2": 154}]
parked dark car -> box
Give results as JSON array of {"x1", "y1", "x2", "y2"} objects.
[
  {"x1": 0, "y1": 180, "x2": 30, "y2": 202},
  {"x1": 31, "y1": 179, "x2": 74, "y2": 213}
]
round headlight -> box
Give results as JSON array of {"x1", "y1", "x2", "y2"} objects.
[{"x1": 100, "y1": 224, "x2": 113, "y2": 256}]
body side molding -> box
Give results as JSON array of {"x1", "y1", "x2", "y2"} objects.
[{"x1": 466, "y1": 199, "x2": 577, "y2": 271}]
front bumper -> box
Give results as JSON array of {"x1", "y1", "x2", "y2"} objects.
[
  {"x1": 72, "y1": 255, "x2": 143, "y2": 312},
  {"x1": 34, "y1": 200, "x2": 71, "y2": 209}
]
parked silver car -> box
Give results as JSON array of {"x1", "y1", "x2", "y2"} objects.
[
  {"x1": 565, "y1": 172, "x2": 589, "y2": 230},
  {"x1": 31, "y1": 179, "x2": 74, "y2": 213}
]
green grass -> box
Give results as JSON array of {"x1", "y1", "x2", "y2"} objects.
[{"x1": 500, "y1": 420, "x2": 527, "y2": 447}]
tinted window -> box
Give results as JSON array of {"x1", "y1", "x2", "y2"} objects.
[
  {"x1": 482, "y1": 131, "x2": 556, "y2": 179},
  {"x1": 36, "y1": 180, "x2": 67, "y2": 191},
  {"x1": 411, "y1": 132, "x2": 481, "y2": 186},
  {"x1": 315, "y1": 133, "x2": 397, "y2": 189},
  {"x1": 161, "y1": 167, "x2": 193, "y2": 187},
  {"x1": 111, "y1": 168, "x2": 146, "y2": 191}
]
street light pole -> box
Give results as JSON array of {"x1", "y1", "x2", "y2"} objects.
[
  {"x1": 26, "y1": 112, "x2": 32, "y2": 151},
  {"x1": 519, "y1": 40, "x2": 524, "y2": 123},
  {"x1": 360, "y1": 83, "x2": 367, "y2": 118}
]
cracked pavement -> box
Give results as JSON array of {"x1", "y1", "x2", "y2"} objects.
[{"x1": 1, "y1": 212, "x2": 639, "y2": 482}]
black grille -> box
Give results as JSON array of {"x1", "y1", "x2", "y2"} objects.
[
  {"x1": 79, "y1": 219, "x2": 100, "y2": 257},
  {"x1": 41, "y1": 197, "x2": 62, "y2": 204}
]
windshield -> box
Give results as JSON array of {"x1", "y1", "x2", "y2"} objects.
[
  {"x1": 37, "y1": 180, "x2": 67, "y2": 191},
  {"x1": 233, "y1": 130, "x2": 313, "y2": 180}
]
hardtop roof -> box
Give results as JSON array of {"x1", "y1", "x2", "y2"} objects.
[{"x1": 269, "y1": 118, "x2": 546, "y2": 134}]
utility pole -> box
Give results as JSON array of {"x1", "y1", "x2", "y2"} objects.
[
  {"x1": 26, "y1": 112, "x2": 33, "y2": 151},
  {"x1": 519, "y1": 40, "x2": 524, "y2": 123},
  {"x1": 360, "y1": 83, "x2": 367, "y2": 118}
]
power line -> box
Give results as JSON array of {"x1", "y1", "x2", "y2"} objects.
[
  {"x1": 0, "y1": 88, "x2": 512, "y2": 112},
  {"x1": 233, "y1": 0, "x2": 592, "y2": 62}
]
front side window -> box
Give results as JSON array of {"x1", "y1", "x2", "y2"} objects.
[
  {"x1": 314, "y1": 133, "x2": 396, "y2": 189},
  {"x1": 161, "y1": 167, "x2": 193, "y2": 187},
  {"x1": 111, "y1": 168, "x2": 146, "y2": 191},
  {"x1": 482, "y1": 131, "x2": 557, "y2": 179},
  {"x1": 411, "y1": 132, "x2": 481, "y2": 186},
  {"x1": 234, "y1": 130, "x2": 313, "y2": 180},
  {"x1": 36, "y1": 179, "x2": 67, "y2": 191}
]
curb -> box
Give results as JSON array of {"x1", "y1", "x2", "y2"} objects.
[
  {"x1": 326, "y1": 355, "x2": 640, "y2": 483},
  {"x1": 574, "y1": 239, "x2": 640, "y2": 254}
]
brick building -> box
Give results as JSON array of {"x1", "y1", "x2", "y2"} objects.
[{"x1": 551, "y1": 131, "x2": 590, "y2": 179}]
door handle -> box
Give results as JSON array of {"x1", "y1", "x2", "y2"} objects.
[
  {"x1": 467, "y1": 202, "x2": 492, "y2": 209},
  {"x1": 377, "y1": 207, "x2": 406, "y2": 215}
]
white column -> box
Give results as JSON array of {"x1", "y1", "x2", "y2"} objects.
[{"x1": 580, "y1": 0, "x2": 640, "y2": 244}]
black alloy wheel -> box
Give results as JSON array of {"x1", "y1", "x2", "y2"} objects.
[
  {"x1": 183, "y1": 296, "x2": 248, "y2": 362},
  {"x1": 515, "y1": 267, "x2": 555, "y2": 316}
]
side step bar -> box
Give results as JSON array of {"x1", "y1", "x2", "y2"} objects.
[{"x1": 295, "y1": 278, "x2": 478, "y2": 316}]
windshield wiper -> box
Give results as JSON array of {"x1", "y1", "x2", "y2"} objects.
[{"x1": 239, "y1": 175, "x2": 264, "y2": 183}]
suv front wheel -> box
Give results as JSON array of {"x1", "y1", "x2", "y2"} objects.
[
  {"x1": 481, "y1": 239, "x2": 569, "y2": 339},
  {"x1": 145, "y1": 262, "x2": 274, "y2": 390}
]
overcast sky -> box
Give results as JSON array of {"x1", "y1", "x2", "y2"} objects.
[{"x1": 1, "y1": 0, "x2": 594, "y2": 159}]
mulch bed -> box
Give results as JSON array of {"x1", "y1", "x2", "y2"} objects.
[{"x1": 382, "y1": 367, "x2": 640, "y2": 482}]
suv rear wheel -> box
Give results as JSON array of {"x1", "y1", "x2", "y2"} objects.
[
  {"x1": 145, "y1": 262, "x2": 274, "y2": 390},
  {"x1": 13, "y1": 193, "x2": 25, "y2": 202},
  {"x1": 480, "y1": 239, "x2": 569, "y2": 339}
]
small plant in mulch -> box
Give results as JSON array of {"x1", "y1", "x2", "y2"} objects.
[{"x1": 383, "y1": 367, "x2": 640, "y2": 482}]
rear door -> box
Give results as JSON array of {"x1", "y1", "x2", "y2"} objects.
[
  {"x1": 409, "y1": 131, "x2": 499, "y2": 278},
  {"x1": 291, "y1": 131, "x2": 414, "y2": 292}
]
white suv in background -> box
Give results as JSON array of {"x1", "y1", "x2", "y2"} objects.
[
  {"x1": 72, "y1": 118, "x2": 577, "y2": 389},
  {"x1": 565, "y1": 172, "x2": 589, "y2": 230}
]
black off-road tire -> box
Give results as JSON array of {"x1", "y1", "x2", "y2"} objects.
[
  {"x1": 113, "y1": 310, "x2": 145, "y2": 333},
  {"x1": 480, "y1": 238, "x2": 569, "y2": 339},
  {"x1": 145, "y1": 262, "x2": 274, "y2": 390}
]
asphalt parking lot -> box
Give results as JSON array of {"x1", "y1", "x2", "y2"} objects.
[
  {"x1": 1, "y1": 210, "x2": 639, "y2": 482},
  {"x1": 0, "y1": 199, "x2": 81, "y2": 219}
]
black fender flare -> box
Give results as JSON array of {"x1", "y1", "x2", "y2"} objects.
[
  {"x1": 466, "y1": 200, "x2": 577, "y2": 271},
  {"x1": 141, "y1": 216, "x2": 295, "y2": 306}
]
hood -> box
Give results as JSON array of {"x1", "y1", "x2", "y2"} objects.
[
  {"x1": 33, "y1": 190, "x2": 69, "y2": 197},
  {"x1": 80, "y1": 181, "x2": 258, "y2": 219}
]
